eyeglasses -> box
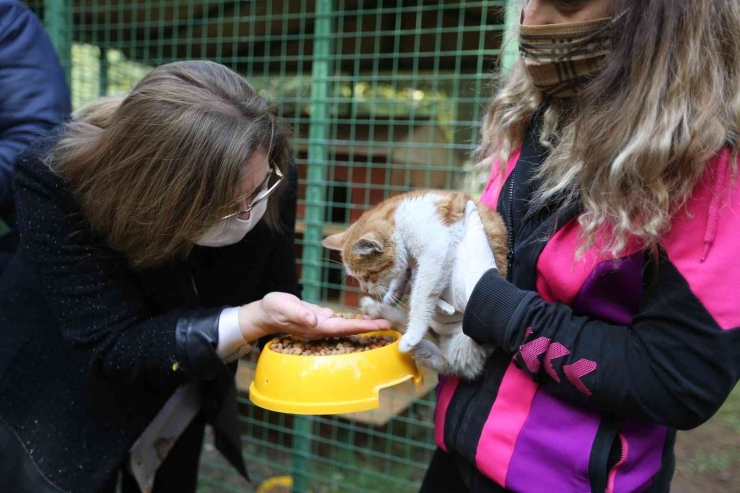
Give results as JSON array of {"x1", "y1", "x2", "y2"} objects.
[{"x1": 220, "y1": 165, "x2": 284, "y2": 221}]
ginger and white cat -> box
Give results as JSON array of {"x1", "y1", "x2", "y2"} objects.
[{"x1": 322, "y1": 190, "x2": 508, "y2": 380}]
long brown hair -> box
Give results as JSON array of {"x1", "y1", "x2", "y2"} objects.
[
  {"x1": 48, "y1": 60, "x2": 291, "y2": 268},
  {"x1": 482, "y1": 0, "x2": 740, "y2": 256}
]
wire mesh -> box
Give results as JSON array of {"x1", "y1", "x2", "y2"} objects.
[{"x1": 28, "y1": 1, "x2": 508, "y2": 491}]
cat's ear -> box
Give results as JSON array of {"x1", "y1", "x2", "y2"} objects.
[
  {"x1": 351, "y1": 233, "x2": 384, "y2": 255},
  {"x1": 322, "y1": 232, "x2": 347, "y2": 251}
]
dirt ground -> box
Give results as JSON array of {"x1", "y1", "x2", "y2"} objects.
[{"x1": 672, "y1": 386, "x2": 740, "y2": 493}]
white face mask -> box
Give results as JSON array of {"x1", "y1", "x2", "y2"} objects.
[{"x1": 195, "y1": 198, "x2": 268, "y2": 248}]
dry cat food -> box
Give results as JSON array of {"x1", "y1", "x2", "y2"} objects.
[
  {"x1": 331, "y1": 311, "x2": 366, "y2": 320},
  {"x1": 271, "y1": 334, "x2": 396, "y2": 356}
]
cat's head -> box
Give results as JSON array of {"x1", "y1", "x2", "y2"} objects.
[{"x1": 322, "y1": 220, "x2": 399, "y2": 297}]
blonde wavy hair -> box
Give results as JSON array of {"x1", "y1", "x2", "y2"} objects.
[
  {"x1": 481, "y1": 0, "x2": 740, "y2": 256},
  {"x1": 48, "y1": 61, "x2": 291, "y2": 268}
]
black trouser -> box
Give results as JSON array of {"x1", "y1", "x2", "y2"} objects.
[
  {"x1": 101, "y1": 414, "x2": 206, "y2": 493},
  {"x1": 420, "y1": 448, "x2": 507, "y2": 493}
]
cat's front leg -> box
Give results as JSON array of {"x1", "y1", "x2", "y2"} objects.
[{"x1": 399, "y1": 248, "x2": 450, "y2": 353}]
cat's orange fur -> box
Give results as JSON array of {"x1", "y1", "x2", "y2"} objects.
[{"x1": 322, "y1": 190, "x2": 508, "y2": 282}]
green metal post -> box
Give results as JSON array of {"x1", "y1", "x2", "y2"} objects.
[
  {"x1": 99, "y1": 48, "x2": 108, "y2": 97},
  {"x1": 301, "y1": 4, "x2": 333, "y2": 303},
  {"x1": 293, "y1": 1, "x2": 334, "y2": 491},
  {"x1": 500, "y1": 0, "x2": 520, "y2": 74},
  {"x1": 44, "y1": 0, "x2": 72, "y2": 86}
]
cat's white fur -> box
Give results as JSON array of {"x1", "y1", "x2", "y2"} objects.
[{"x1": 358, "y1": 193, "x2": 494, "y2": 380}]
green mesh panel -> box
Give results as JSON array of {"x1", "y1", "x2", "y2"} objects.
[{"x1": 29, "y1": 1, "x2": 508, "y2": 491}]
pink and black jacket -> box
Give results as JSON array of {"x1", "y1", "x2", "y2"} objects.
[{"x1": 434, "y1": 117, "x2": 740, "y2": 492}]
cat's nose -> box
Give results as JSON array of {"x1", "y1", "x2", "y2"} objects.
[{"x1": 362, "y1": 287, "x2": 369, "y2": 295}]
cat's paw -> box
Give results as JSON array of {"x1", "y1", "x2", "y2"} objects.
[
  {"x1": 397, "y1": 334, "x2": 417, "y2": 353},
  {"x1": 360, "y1": 297, "x2": 408, "y2": 329},
  {"x1": 408, "y1": 339, "x2": 448, "y2": 374},
  {"x1": 443, "y1": 333, "x2": 495, "y2": 380},
  {"x1": 360, "y1": 297, "x2": 384, "y2": 318},
  {"x1": 398, "y1": 330, "x2": 424, "y2": 353}
]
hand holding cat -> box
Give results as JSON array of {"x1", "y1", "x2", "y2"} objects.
[{"x1": 439, "y1": 201, "x2": 498, "y2": 313}]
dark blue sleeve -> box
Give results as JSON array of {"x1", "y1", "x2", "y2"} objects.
[{"x1": 0, "y1": 1, "x2": 71, "y2": 209}]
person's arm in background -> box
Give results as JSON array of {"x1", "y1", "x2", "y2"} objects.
[{"x1": 0, "y1": 0, "x2": 71, "y2": 212}]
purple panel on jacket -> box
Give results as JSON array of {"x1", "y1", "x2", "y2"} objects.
[
  {"x1": 505, "y1": 389, "x2": 601, "y2": 492},
  {"x1": 506, "y1": 251, "x2": 667, "y2": 492},
  {"x1": 570, "y1": 251, "x2": 644, "y2": 326},
  {"x1": 614, "y1": 418, "x2": 668, "y2": 493}
]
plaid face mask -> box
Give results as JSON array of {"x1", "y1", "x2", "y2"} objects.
[{"x1": 519, "y1": 17, "x2": 612, "y2": 98}]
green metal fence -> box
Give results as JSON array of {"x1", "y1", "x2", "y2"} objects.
[{"x1": 29, "y1": 1, "x2": 510, "y2": 491}]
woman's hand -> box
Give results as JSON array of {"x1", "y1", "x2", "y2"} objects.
[{"x1": 238, "y1": 292, "x2": 392, "y2": 342}]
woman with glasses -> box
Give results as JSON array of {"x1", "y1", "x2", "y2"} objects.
[{"x1": 0, "y1": 60, "x2": 390, "y2": 493}]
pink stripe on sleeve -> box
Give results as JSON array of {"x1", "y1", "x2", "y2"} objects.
[{"x1": 475, "y1": 363, "x2": 538, "y2": 486}]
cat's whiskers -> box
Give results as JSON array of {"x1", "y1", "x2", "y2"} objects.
[
  {"x1": 370, "y1": 286, "x2": 386, "y2": 299},
  {"x1": 321, "y1": 257, "x2": 345, "y2": 267}
]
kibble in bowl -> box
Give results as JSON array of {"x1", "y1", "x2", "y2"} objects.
[
  {"x1": 270, "y1": 311, "x2": 395, "y2": 356},
  {"x1": 331, "y1": 311, "x2": 366, "y2": 320},
  {"x1": 270, "y1": 333, "x2": 396, "y2": 356}
]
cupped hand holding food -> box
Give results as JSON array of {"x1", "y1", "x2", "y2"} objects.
[{"x1": 238, "y1": 292, "x2": 391, "y2": 342}]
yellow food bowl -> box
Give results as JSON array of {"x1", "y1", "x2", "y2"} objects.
[{"x1": 249, "y1": 330, "x2": 423, "y2": 415}]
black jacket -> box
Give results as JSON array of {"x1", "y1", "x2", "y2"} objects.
[
  {"x1": 435, "y1": 113, "x2": 740, "y2": 492},
  {"x1": 0, "y1": 134, "x2": 301, "y2": 493}
]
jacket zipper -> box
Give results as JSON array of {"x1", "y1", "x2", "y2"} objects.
[
  {"x1": 452, "y1": 165, "x2": 528, "y2": 448},
  {"x1": 190, "y1": 275, "x2": 200, "y2": 302},
  {"x1": 505, "y1": 164, "x2": 547, "y2": 280},
  {"x1": 453, "y1": 163, "x2": 547, "y2": 451},
  {"x1": 606, "y1": 433, "x2": 628, "y2": 493},
  {"x1": 506, "y1": 166, "x2": 518, "y2": 280}
]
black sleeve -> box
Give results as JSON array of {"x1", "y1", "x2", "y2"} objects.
[
  {"x1": 14, "y1": 150, "x2": 225, "y2": 386},
  {"x1": 463, "y1": 254, "x2": 740, "y2": 430},
  {"x1": 255, "y1": 159, "x2": 302, "y2": 299},
  {"x1": 0, "y1": 2, "x2": 71, "y2": 210}
]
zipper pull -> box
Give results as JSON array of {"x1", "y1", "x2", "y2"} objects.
[{"x1": 190, "y1": 275, "x2": 200, "y2": 302}]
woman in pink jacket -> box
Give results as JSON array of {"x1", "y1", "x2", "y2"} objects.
[{"x1": 421, "y1": 0, "x2": 740, "y2": 491}]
